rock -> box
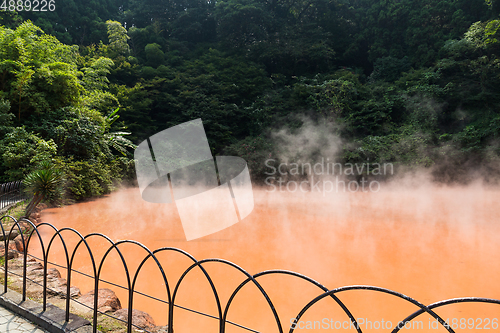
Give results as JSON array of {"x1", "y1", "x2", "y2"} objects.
[
  {"x1": 153, "y1": 325, "x2": 171, "y2": 333},
  {"x1": 27, "y1": 261, "x2": 43, "y2": 271},
  {"x1": 27, "y1": 269, "x2": 44, "y2": 277},
  {"x1": 78, "y1": 289, "x2": 121, "y2": 313},
  {"x1": 66, "y1": 286, "x2": 81, "y2": 298},
  {"x1": 3, "y1": 249, "x2": 18, "y2": 259},
  {"x1": 47, "y1": 277, "x2": 68, "y2": 292},
  {"x1": 26, "y1": 262, "x2": 44, "y2": 276},
  {"x1": 0, "y1": 230, "x2": 20, "y2": 241},
  {"x1": 13, "y1": 235, "x2": 25, "y2": 252},
  {"x1": 47, "y1": 277, "x2": 81, "y2": 298},
  {"x1": 0, "y1": 243, "x2": 19, "y2": 259},
  {"x1": 113, "y1": 309, "x2": 156, "y2": 330},
  {"x1": 47, "y1": 267, "x2": 61, "y2": 280},
  {"x1": 47, "y1": 281, "x2": 64, "y2": 296},
  {"x1": 56, "y1": 278, "x2": 67, "y2": 286}
]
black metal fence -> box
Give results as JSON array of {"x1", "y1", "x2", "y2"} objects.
[
  {"x1": 0, "y1": 181, "x2": 26, "y2": 211},
  {"x1": 1, "y1": 214, "x2": 500, "y2": 333}
]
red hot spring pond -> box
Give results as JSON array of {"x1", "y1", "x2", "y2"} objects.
[{"x1": 29, "y1": 184, "x2": 500, "y2": 332}]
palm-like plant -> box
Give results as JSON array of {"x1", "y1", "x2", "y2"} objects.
[
  {"x1": 104, "y1": 108, "x2": 137, "y2": 156},
  {"x1": 23, "y1": 161, "x2": 64, "y2": 218}
]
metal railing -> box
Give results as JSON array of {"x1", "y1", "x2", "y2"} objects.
[
  {"x1": 1, "y1": 214, "x2": 499, "y2": 333},
  {"x1": 0, "y1": 181, "x2": 27, "y2": 211}
]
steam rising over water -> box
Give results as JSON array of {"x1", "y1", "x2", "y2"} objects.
[{"x1": 31, "y1": 183, "x2": 500, "y2": 332}]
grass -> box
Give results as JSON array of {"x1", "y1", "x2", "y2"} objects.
[
  {"x1": 1, "y1": 200, "x2": 37, "y2": 236},
  {"x1": 1, "y1": 200, "x2": 28, "y2": 221},
  {"x1": 0, "y1": 269, "x2": 16, "y2": 288},
  {"x1": 96, "y1": 316, "x2": 129, "y2": 333}
]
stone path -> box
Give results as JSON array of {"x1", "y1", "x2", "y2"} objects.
[{"x1": 0, "y1": 305, "x2": 48, "y2": 333}]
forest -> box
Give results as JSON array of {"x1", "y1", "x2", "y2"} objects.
[{"x1": 1, "y1": 0, "x2": 500, "y2": 202}]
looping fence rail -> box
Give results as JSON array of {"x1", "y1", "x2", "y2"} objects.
[
  {"x1": 1, "y1": 214, "x2": 499, "y2": 333},
  {"x1": 0, "y1": 181, "x2": 27, "y2": 211}
]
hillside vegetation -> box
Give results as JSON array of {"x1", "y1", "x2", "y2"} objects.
[{"x1": 1, "y1": 0, "x2": 500, "y2": 200}]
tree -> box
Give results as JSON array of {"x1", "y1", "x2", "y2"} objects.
[
  {"x1": 106, "y1": 20, "x2": 131, "y2": 56},
  {"x1": 0, "y1": 22, "x2": 82, "y2": 120},
  {"x1": 23, "y1": 162, "x2": 64, "y2": 217},
  {"x1": 370, "y1": 56, "x2": 412, "y2": 82},
  {"x1": 145, "y1": 43, "x2": 165, "y2": 67},
  {"x1": 0, "y1": 10, "x2": 22, "y2": 28},
  {"x1": 0, "y1": 98, "x2": 14, "y2": 136},
  {"x1": 0, "y1": 127, "x2": 57, "y2": 181},
  {"x1": 0, "y1": 21, "x2": 135, "y2": 199},
  {"x1": 464, "y1": 19, "x2": 500, "y2": 51},
  {"x1": 20, "y1": 0, "x2": 124, "y2": 45},
  {"x1": 104, "y1": 108, "x2": 137, "y2": 156},
  {"x1": 486, "y1": 0, "x2": 500, "y2": 16},
  {"x1": 215, "y1": 0, "x2": 271, "y2": 48}
]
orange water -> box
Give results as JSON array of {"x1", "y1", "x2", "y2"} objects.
[{"x1": 30, "y1": 184, "x2": 500, "y2": 332}]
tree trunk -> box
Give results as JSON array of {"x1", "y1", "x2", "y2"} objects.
[{"x1": 24, "y1": 193, "x2": 44, "y2": 218}]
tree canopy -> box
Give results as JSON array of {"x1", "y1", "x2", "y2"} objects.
[{"x1": 1, "y1": 0, "x2": 500, "y2": 196}]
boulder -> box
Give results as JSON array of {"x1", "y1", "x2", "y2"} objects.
[
  {"x1": 64, "y1": 286, "x2": 81, "y2": 298},
  {"x1": 0, "y1": 243, "x2": 19, "y2": 259},
  {"x1": 78, "y1": 289, "x2": 121, "y2": 313},
  {"x1": 0, "y1": 230, "x2": 20, "y2": 241},
  {"x1": 47, "y1": 267, "x2": 61, "y2": 280},
  {"x1": 113, "y1": 309, "x2": 156, "y2": 330},
  {"x1": 26, "y1": 261, "x2": 44, "y2": 275},
  {"x1": 47, "y1": 278, "x2": 65, "y2": 296},
  {"x1": 13, "y1": 235, "x2": 25, "y2": 252},
  {"x1": 28, "y1": 261, "x2": 43, "y2": 269},
  {"x1": 47, "y1": 278, "x2": 81, "y2": 298}
]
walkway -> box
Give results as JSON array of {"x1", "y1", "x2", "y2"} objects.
[{"x1": 0, "y1": 306, "x2": 48, "y2": 333}]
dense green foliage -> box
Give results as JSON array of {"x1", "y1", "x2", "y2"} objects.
[
  {"x1": 23, "y1": 161, "x2": 64, "y2": 216},
  {"x1": 0, "y1": 22, "x2": 135, "y2": 201},
  {"x1": 1, "y1": 0, "x2": 500, "y2": 196}
]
